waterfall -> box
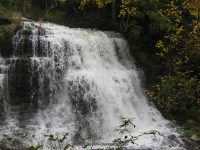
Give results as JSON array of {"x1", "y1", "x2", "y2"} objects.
[{"x1": 0, "y1": 20, "x2": 186, "y2": 149}]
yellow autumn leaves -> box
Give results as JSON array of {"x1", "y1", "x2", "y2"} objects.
[
  {"x1": 80, "y1": 0, "x2": 112, "y2": 9},
  {"x1": 119, "y1": 0, "x2": 138, "y2": 17},
  {"x1": 79, "y1": 0, "x2": 138, "y2": 17},
  {"x1": 156, "y1": 0, "x2": 185, "y2": 57},
  {"x1": 156, "y1": 0, "x2": 200, "y2": 57}
]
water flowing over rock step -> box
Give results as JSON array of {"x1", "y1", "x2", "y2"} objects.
[
  {"x1": 0, "y1": 20, "x2": 189, "y2": 149},
  {"x1": 10, "y1": 106, "x2": 38, "y2": 124},
  {"x1": 0, "y1": 56, "x2": 53, "y2": 108},
  {"x1": 0, "y1": 66, "x2": 8, "y2": 74}
]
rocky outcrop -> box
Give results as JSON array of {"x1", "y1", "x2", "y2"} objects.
[{"x1": 0, "y1": 18, "x2": 12, "y2": 26}]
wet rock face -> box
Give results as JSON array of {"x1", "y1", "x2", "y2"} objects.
[
  {"x1": 68, "y1": 77, "x2": 100, "y2": 139},
  {"x1": 7, "y1": 59, "x2": 33, "y2": 106},
  {"x1": 0, "y1": 18, "x2": 12, "y2": 25},
  {"x1": 0, "y1": 28, "x2": 53, "y2": 112},
  {"x1": 68, "y1": 78, "x2": 97, "y2": 116},
  {"x1": 0, "y1": 34, "x2": 13, "y2": 57},
  {"x1": 0, "y1": 86, "x2": 6, "y2": 120},
  {"x1": 0, "y1": 58, "x2": 54, "y2": 117},
  {"x1": 182, "y1": 138, "x2": 200, "y2": 150}
]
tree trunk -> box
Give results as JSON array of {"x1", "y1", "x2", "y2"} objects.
[
  {"x1": 23, "y1": 0, "x2": 26, "y2": 14},
  {"x1": 112, "y1": 0, "x2": 116, "y2": 26},
  {"x1": 45, "y1": 0, "x2": 48, "y2": 13}
]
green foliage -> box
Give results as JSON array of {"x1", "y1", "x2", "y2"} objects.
[
  {"x1": 44, "y1": 133, "x2": 74, "y2": 150},
  {"x1": 110, "y1": 118, "x2": 160, "y2": 149},
  {"x1": 139, "y1": 4, "x2": 200, "y2": 145},
  {"x1": 147, "y1": 11, "x2": 168, "y2": 35},
  {"x1": 184, "y1": 119, "x2": 200, "y2": 142},
  {"x1": 0, "y1": 3, "x2": 7, "y2": 17},
  {"x1": 125, "y1": 1, "x2": 168, "y2": 87},
  {"x1": 43, "y1": 10, "x2": 66, "y2": 24},
  {"x1": 147, "y1": 72, "x2": 200, "y2": 122},
  {"x1": 0, "y1": 26, "x2": 5, "y2": 39},
  {"x1": 29, "y1": 145, "x2": 42, "y2": 150},
  {"x1": 43, "y1": 132, "x2": 91, "y2": 149},
  {"x1": 0, "y1": 131, "x2": 30, "y2": 150},
  {"x1": 25, "y1": 118, "x2": 159, "y2": 150}
]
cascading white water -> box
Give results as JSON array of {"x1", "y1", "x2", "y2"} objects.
[{"x1": 0, "y1": 20, "x2": 186, "y2": 149}]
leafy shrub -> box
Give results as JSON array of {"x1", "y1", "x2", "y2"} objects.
[
  {"x1": 147, "y1": 72, "x2": 200, "y2": 122},
  {"x1": 0, "y1": 3, "x2": 8, "y2": 18},
  {"x1": 43, "y1": 10, "x2": 66, "y2": 24}
]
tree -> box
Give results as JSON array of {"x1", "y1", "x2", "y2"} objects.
[
  {"x1": 79, "y1": 0, "x2": 138, "y2": 30},
  {"x1": 147, "y1": 0, "x2": 200, "y2": 124}
]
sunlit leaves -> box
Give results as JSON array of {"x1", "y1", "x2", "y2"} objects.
[
  {"x1": 147, "y1": 72, "x2": 200, "y2": 118},
  {"x1": 79, "y1": 0, "x2": 112, "y2": 9},
  {"x1": 156, "y1": 0, "x2": 186, "y2": 58},
  {"x1": 119, "y1": 0, "x2": 138, "y2": 17},
  {"x1": 149, "y1": 1, "x2": 200, "y2": 123},
  {"x1": 79, "y1": 0, "x2": 138, "y2": 17}
]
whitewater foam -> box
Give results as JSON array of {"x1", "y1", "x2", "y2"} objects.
[{"x1": 0, "y1": 20, "x2": 186, "y2": 149}]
